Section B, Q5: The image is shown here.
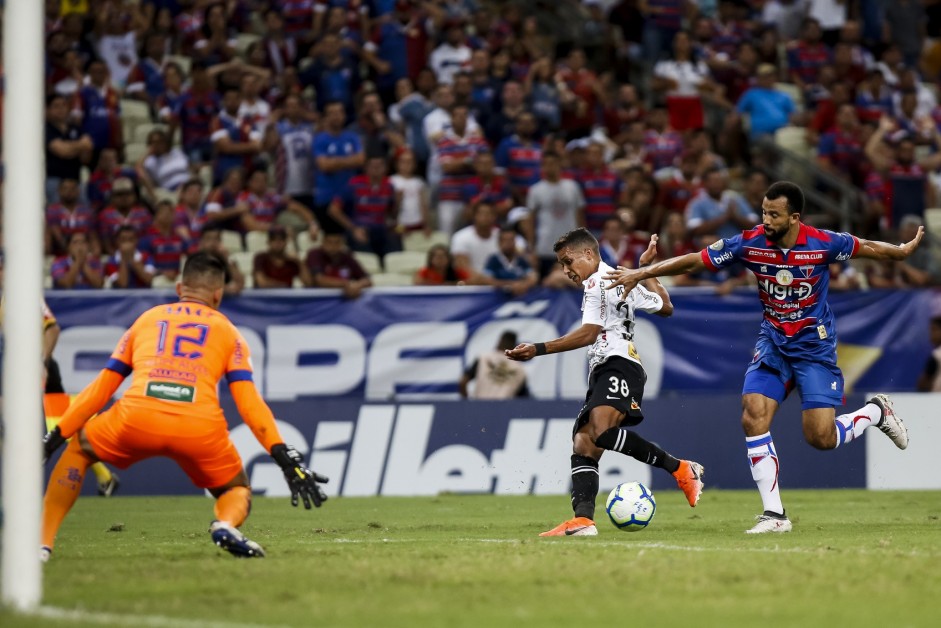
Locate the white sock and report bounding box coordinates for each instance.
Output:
[833,402,882,448]
[746,432,784,516]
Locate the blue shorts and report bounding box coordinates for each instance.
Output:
[742,333,845,410]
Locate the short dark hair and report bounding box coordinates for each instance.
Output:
[497,331,518,351]
[764,181,804,215]
[553,227,599,254]
[182,251,226,287]
[115,225,138,238]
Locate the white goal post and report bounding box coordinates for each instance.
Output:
[1,0,46,611]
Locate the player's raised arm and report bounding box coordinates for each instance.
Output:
[604,251,707,293]
[634,234,674,317]
[505,324,603,361]
[853,226,925,261]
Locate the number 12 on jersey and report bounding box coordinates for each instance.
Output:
[156,321,210,359]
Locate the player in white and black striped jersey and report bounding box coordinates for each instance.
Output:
[506,227,704,537]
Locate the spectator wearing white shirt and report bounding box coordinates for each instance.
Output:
[430,22,472,86]
[808,0,847,46]
[652,31,714,132]
[451,202,500,274]
[137,129,191,200]
[391,150,431,234]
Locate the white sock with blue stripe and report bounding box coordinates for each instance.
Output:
[746,432,783,516]
[833,403,881,448]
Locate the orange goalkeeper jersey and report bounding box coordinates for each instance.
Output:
[105,300,253,422]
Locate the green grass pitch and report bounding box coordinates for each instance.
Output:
[2,490,941,627]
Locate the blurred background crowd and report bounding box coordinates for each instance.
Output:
[4,0,941,294]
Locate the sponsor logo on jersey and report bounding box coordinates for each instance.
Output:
[800,265,814,278]
[752,348,761,363]
[714,251,734,264]
[743,247,783,263]
[145,381,196,402]
[587,278,596,289]
[760,265,768,273]
[775,269,794,285]
[836,252,851,261]
[817,325,828,340]
[630,398,640,410]
[758,277,814,300]
[791,250,826,263]
[709,240,724,251]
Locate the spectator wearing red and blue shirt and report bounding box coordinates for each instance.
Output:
[174,179,209,250]
[641,0,683,61]
[174,0,205,55]
[434,105,489,233]
[855,69,893,124]
[786,18,832,98]
[172,61,221,164]
[330,156,399,259]
[237,169,317,233]
[817,104,865,184]
[98,177,154,255]
[463,152,512,221]
[300,33,360,117]
[85,148,135,212]
[314,101,366,232]
[46,178,98,257]
[494,112,542,204]
[71,59,122,159]
[51,232,104,290]
[141,200,187,281]
[275,0,316,42]
[210,88,263,185]
[124,32,168,107]
[579,142,626,235]
[643,107,684,172]
[261,9,300,74]
[104,226,156,289]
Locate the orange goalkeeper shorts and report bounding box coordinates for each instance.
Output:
[83,401,245,489]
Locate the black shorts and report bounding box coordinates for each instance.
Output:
[574,356,646,437]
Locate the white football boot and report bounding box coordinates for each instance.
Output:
[869,394,909,450]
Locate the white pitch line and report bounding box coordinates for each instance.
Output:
[32,606,288,628]
[316,537,940,557]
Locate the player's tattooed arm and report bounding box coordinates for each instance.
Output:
[505,324,602,361]
[604,251,706,293]
[854,226,925,261]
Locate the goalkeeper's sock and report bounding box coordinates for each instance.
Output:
[570,454,599,520]
[214,486,252,528]
[90,462,112,485]
[594,427,681,473]
[42,439,93,549]
[746,432,784,515]
[833,403,881,448]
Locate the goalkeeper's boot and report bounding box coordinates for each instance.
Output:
[745,511,792,534]
[97,471,121,497]
[672,460,704,507]
[210,521,266,558]
[539,516,597,537]
[869,394,909,450]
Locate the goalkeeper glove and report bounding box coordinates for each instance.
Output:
[270,443,329,509]
[43,426,66,464]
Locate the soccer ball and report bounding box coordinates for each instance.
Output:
[605,482,656,531]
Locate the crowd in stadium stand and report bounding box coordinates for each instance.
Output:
[8,0,941,292]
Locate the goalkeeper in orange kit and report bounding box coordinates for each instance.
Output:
[41,252,328,560]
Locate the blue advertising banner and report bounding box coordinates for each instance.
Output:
[62,395,868,497]
[44,287,937,399]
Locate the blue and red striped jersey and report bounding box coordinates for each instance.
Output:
[349,175,395,227]
[701,223,859,350]
[578,168,623,234]
[494,135,542,198]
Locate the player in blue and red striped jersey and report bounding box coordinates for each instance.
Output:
[331,156,399,259]
[579,142,625,235]
[604,181,920,534]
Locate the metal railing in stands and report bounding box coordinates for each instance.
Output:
[755,135,865,233]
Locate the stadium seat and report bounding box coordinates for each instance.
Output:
[926,208,941,239]
[151,274,177,289]
[295,230,321,256]
[153,188,178,205]
[369,272,414,287]
[383,250,426,275]
[230,251,255,275]
[402,231,450,253]
[235,33,261,56]
[134,123,168,144]
[221,230,245,253]
[120,99,151,122]
[245,230,268,253]
[774,126,810,160]
[123,142,149,165]
[774,82,804,113]
[353,251,381,274]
